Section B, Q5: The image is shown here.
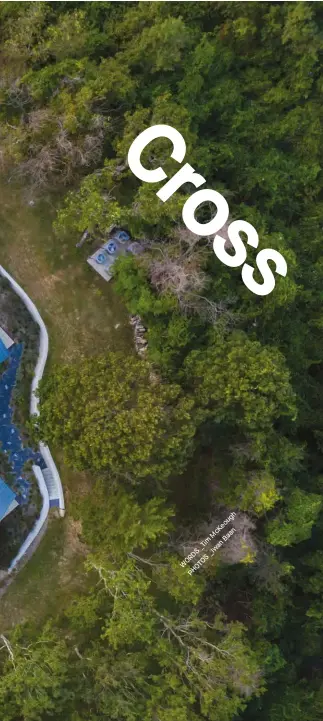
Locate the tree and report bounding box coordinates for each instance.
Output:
[2,3,323,719]
[0,622,71,721]
[75,481,174,556]
[37,352,196,485]
[183,329,297,431]
[84,555,265,721]
[225,465,281,516]
[54,159,123,235]
[300,550,323,595]
[77,481,205,606]
[266,489,322,547]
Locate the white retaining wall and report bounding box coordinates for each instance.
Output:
[0,265,65,573]
[8,465,49,572]
[39,442,64,506]
[0,265,48,416]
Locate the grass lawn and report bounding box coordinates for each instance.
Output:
[0,515,88,630]
[0,181,134,631]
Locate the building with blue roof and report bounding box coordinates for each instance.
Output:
[86,228,144,283]
[0,478,18,522]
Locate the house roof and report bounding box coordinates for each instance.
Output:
[0,338,9,364]
[0,479,18,522]
[0,326,14,349]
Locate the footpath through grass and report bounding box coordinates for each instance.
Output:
[0,182,133,631]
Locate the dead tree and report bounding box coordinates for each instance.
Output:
[11,112,106,192]
[175,512,257,566]
[150,255,206,297]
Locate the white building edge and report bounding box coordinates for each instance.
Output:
[0,326,14,349]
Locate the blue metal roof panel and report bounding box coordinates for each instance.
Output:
[0,478,16,521]
[0,338,9,364]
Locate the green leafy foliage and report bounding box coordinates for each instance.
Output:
[184,330,296,431]
[37,352,196,485]
[76,481,174,555]
[266,489,322,546]
[0,623,71,721]
[1,2,323,720]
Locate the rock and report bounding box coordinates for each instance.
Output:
[130,314,148,356]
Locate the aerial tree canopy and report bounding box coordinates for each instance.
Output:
[37,352,196,485]
[1,2,323,720]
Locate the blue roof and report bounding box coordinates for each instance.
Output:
[115,230,130,242]
[0,338,9,364]
[0,478,16,521]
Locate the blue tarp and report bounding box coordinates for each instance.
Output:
[0,478,16,521]
[0,338,9,364]
[0,344,45,505]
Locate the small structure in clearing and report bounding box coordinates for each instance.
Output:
[87,228,143,282]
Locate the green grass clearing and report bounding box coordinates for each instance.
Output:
[0,515,88,632]
[0,182,134,628]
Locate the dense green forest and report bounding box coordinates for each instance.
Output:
[1,1,323,719]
